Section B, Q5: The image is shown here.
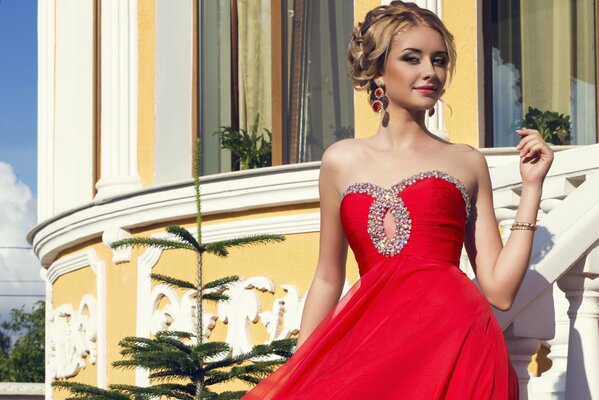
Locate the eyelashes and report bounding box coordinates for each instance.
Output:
[401,55,448,66]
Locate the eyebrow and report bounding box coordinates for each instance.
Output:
[401,48,448,55]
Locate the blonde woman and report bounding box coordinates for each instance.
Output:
[242,1,552,398]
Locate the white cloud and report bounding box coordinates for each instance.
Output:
[0,161,43,321]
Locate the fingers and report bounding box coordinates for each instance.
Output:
[516,128,543,158]
[521,142,544,159]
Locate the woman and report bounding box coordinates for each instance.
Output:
[242,1,553,398]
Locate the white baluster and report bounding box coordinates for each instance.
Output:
[504,330,541,400]
[503,285,554,399]
[528,284,569,400]
[557,245,599,400]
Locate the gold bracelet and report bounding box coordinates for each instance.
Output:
[510,221,537,231]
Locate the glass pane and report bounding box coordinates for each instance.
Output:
[286,0,355,163]
[490,0,596,146]
[199,0,232,175]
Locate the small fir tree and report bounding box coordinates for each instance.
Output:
[54,138,295,399]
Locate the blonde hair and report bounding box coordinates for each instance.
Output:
[347,0,456,92]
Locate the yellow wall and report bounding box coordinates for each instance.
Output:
[137,0,156,186]
[442,0,481,146]
[51,202,361,393]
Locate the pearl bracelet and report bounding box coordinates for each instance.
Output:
[510,221,537,231]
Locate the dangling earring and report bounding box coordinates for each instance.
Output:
[371,79,390,127]
[428,108,435,117]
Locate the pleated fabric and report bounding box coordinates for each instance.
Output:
[242,173,520,399]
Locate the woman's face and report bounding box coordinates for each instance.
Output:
[379,25,449,112]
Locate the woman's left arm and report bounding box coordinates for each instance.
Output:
[465,128,554,310]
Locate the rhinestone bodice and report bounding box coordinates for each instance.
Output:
[339,170,471,272]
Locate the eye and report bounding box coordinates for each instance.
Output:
[433,57,448,66]
[401,55,420,63]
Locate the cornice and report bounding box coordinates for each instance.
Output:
[29,162,321,267]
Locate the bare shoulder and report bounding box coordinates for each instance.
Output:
[321,138,361,166]
[457,143,488,174]
[320,138,363,195]
[448,142,490,192]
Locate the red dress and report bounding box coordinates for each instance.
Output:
[242,170,520,399]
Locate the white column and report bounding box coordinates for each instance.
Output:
[40,268,53,400]
[37,0,56,221]
[95,0,142,200]
[557,244,599,400]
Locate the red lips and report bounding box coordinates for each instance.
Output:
[413,85,437,95]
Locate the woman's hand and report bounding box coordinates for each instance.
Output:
[515,128,554,187]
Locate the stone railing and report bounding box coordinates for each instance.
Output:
[477,144,599,400]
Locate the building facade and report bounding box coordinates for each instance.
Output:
[30,0,599,398]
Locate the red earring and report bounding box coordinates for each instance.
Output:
[372,79,390,127]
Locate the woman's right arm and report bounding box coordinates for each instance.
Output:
[295,144,349,349]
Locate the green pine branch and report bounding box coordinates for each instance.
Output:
[56,137,290,399]
[166,225,202,252]
[110,237,196,251]
[52,381,129,400]
[214,391,248,400]
[151,273,197,290]
[113,383,196,399]
[203,234,286,257]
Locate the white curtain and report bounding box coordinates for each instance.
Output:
[237,0,272,136]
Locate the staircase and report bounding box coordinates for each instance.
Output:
[465,144,599,400]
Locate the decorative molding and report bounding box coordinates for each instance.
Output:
[143,274,352,367]
[48,295,98,379]
[133,224,312,386]
[47,250,96,284]
[102,227,132,263]
[95,0,141,200]
[30,164,321,267]
[150,285,218,341]
[45,250,107,388]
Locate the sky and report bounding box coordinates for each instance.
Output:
[0,0,43,321]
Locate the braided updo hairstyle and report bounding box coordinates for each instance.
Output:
[347,1,456,96]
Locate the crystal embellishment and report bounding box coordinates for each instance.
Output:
[339,170,472,257]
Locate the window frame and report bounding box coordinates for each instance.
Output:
[482,0,599,147]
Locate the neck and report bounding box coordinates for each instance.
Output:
[374,105,433,150]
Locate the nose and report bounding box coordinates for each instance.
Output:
[421,57,438,80]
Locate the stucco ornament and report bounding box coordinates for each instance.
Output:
[48,295,97,378]
[150,284,218,341]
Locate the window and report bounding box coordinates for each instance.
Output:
[198,0,355,174]
[484,0,597,147]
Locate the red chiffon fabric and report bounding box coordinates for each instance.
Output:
[242,174,519,399]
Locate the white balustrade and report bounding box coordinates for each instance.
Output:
[557,244,599,399]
